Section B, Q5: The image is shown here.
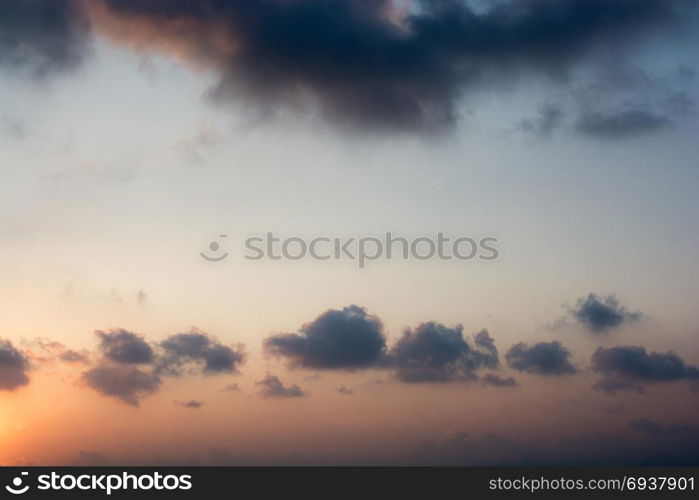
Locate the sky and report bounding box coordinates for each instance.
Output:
[0,0,698,465]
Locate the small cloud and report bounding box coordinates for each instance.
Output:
[176,400,204,409]
[569,293,641,333]
[158,330,245,376]
[591,346,699,391]
[82,364,161,406]
[95,329,154,364]
[387,325,499,383]
[264,305,386,370]
[506,341,577,376]
[222,383,240,392]
[256,375,306,399]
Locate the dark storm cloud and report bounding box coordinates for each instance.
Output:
[629,417,698,436]
[506,341,577,375]
[159,331,245,376]
[87,0,697,132]
[0,0,89,77]
[95,329,154,364]
[591,346,699,385]
[256,375,306,398]
[576,110,673,138]
[387,325,499,383]
[570,293,641,333]
[264,305,386,370]
[480,373,518,388]
[0,339,30,391]
[82,364,161,406]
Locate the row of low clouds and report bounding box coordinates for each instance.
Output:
[1,0,697,135]
[1,292,697,405]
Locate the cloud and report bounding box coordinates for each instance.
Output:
[256,375,306,399]
[58,349,90,364]
[95,329,154,364]
[159,331,245,376]
[0,0,89,77]
[480,373,518,388]
[592,378,645,395]
[569,293,641,333]
[387,325,499,383]
[0,339,30,391]
[82,0,697,132]
[264,305,386,370]
[222,383,240,392]
[591,346,699,392]
[176,400,204,409]
[506,341,577,375]
[336,385,354,396]
[629,417,698,436]
[518,105,565,138]
[576,110,673,138]
[82,364,161,406]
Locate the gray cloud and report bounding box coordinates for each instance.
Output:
[83,327,244,405]
[82,364,161,406]
[256,375,306,399]
[591,345,699,392]
[576,109,673,138]
[387,325,499,383]
[506,341,577,375]
[264,305,386,370]
[95,329,154,364]
[0,0,89,77]
[87,0,697,133]
[159,331,245,376]
[570,293,641,333]
[0,339,30,391]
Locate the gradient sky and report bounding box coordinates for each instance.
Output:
[0,0,698,465]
